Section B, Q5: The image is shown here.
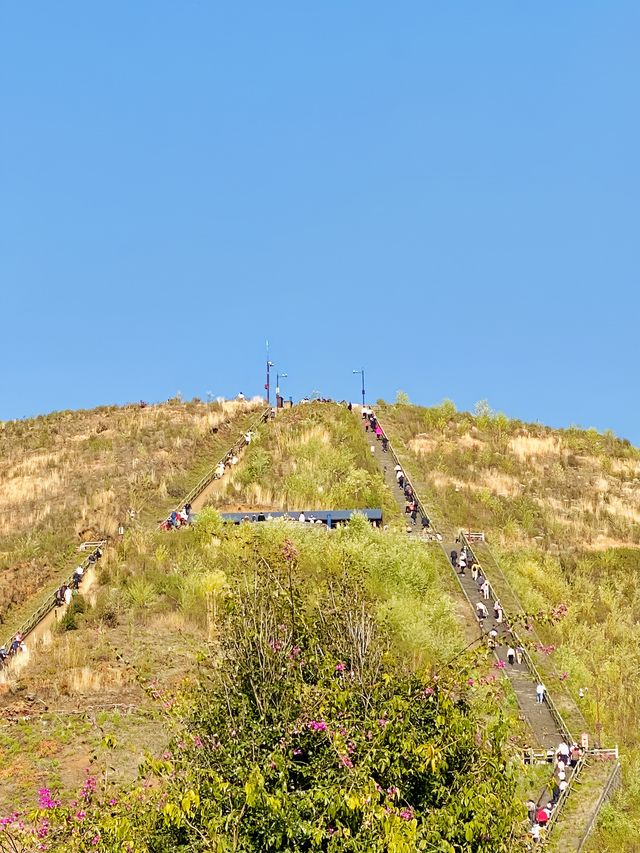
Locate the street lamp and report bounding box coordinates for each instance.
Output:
[352,368,365,408]
[276,372,288,397]
[266,360,274,405]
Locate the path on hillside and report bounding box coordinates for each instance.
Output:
[362,418,562,749]
[361,410,627,849]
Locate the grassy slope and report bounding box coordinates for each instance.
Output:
[0,398,263,638]
[204,402,402,523]
[377,400,640,850]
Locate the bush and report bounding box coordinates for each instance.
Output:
[58,594,88,632]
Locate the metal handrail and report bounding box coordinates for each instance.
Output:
[371,421,440,536]
[1,548,98,655]
[167,406,271,516]
[543,752,588,839]
[577,760,622,851]
[459,531,576,744]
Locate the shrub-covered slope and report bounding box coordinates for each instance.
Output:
[204,403,400,521]
[1,517,528,852]
[377,399,640,851]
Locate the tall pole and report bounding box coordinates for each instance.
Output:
[352,368,366,408]
[265,340,273,406]
[276,372,288,397]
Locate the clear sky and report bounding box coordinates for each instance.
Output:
[1,3,638,439]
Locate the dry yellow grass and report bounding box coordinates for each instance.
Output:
[0,398,263,631]
[408,435,438,455]
[507,433,565,462]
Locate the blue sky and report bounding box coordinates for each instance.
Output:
[1,3,638,439]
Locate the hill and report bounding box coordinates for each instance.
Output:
[2,397,635,850]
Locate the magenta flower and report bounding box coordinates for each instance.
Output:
[37,788,61,809]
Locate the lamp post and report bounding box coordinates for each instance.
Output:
[276,372,288,397]
[266,360,274,405]
[352,368,365,408]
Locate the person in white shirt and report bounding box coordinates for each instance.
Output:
[476,601,488,620]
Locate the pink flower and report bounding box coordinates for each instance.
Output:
[467,678,475,686]
[340,755,353,769]
[378,718,389,727]
[193,735,203,748]
[335,662,346,673]
[75,809,87,821]
[307,720,328,732]
[37,788,61,809]
[399,807,414,820]
[494,660,506,669]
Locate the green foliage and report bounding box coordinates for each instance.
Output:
[212,404,399,521]
[21,530,525,852]
[58,594,88,632]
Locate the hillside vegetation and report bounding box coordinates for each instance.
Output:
[0,400,541,852]
[378,399,640,851]
[377,399,640,550]
[204,403,399,521]
[0,398,262,636]
[1,515,530,852]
